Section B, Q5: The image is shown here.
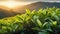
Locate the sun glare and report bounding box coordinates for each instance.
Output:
[0,0,32,8]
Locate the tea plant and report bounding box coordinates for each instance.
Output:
[0,7,60,34]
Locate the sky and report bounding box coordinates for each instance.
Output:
[0,0,60,1]
[0,0,60,9]
[0,0,35,8]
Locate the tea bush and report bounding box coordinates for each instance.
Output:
[0,7,60,34]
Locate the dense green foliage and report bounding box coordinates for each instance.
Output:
[0,7,60,34]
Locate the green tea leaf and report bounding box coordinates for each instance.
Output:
[37,19,43,28]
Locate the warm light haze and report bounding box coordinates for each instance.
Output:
[0,0,33,8]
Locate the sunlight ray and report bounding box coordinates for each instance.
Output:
[0,0,33,8]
